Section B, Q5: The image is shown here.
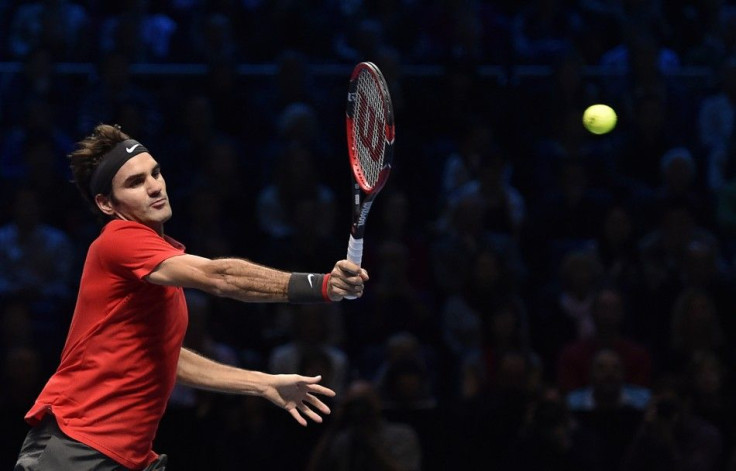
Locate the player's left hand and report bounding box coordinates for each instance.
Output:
[327,260,369,301]
[264,374,336,426]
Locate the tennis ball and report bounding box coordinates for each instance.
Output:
[582,104,617,135]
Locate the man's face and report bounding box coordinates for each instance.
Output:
[99,153,172,233]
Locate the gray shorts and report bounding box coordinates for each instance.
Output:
[15,414,167,471]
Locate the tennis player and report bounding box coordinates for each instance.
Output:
[14,124,368,471]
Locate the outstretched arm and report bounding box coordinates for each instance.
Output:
[177,347,335,426]
[145,254,368,302]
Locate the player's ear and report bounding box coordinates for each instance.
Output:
[95,194,115,216]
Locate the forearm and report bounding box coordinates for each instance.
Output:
[149,254,364,302]
[176,347,270,395]
[206,258,332,303]
[178,348,337,426]
[202,257,291,302]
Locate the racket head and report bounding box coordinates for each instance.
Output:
[346,61,395,196]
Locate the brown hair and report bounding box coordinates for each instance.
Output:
[68,124,129,218]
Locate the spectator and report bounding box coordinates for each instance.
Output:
[187,11,237,63]
[481,298,538,389]
[269,303,348,396]
[357,240,438,350]
[432,191,512,297]
[557,287,652,393]
[682,351,735,467]
[249,52,326,146]
[678,241,736,341]
[447,146,527,240]
[0,188,76,355]
[566,349,650,471]
[367,189,433,292]
[204,393,287,470]
[622,386,723,471]
[6,0,89,60]
[0,97,74,185]
[599,19,680,106]
[0,347,45,470]
[636,200,721,347]
[265,1,334,60]
[306,380,422,471]
[333,18,386,64]
[202,60,251,138]
[256,140,339,268]
[156,290,240,470]
[441,247,510,362]
[714,158,736,245]
[257,138,335,240]
[530,156,612,246]
[0,298,33,358]
[98,0,178,62]
[258,101,331,184]
[186,136,254,245]
[593,204,644,292]
[649,147,711,225]
[613,91,683,193]
[662,288,727,379]
[510,386,600,470]
[376,351,443,471]
[156,94,220,193]
[0,48,74,131]
[566,348,651,412]
[511,0,579,65]
[519,47,599,148]
[76,51,162,137]
[455,349,542,469]
[440,117,496,204]
[662,0,724,67]
[532,248,605,379]
[698,57,736,167]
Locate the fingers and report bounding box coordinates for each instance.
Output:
[335,260,369,280]
[288,407,308,427]
[298,403,324,423]
[307,383,336,397]
[299,375,336,395]
[305,392,332,415]
[287,395,332,426]
[330,283,363,299]
[327,260,370,301]
[329,263,368,300]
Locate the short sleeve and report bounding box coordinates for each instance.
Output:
[96,221,185,280]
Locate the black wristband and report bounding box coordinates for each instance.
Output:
[287,273,330,303]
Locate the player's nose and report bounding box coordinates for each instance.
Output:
[147,176,163,194]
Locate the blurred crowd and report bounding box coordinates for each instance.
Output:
[3,0,736,470]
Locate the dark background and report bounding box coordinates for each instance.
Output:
[1,0,736,470]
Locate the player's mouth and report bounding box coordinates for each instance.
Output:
[151,198,168,209]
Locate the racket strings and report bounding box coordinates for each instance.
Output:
[353,72,387,188]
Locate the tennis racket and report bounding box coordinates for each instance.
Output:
[344,61,395,297]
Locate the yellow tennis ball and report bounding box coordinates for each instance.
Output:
[583,104,617,135]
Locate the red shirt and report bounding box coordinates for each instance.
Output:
[25,220,188,470]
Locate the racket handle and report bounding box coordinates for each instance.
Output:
[345,235,363,300]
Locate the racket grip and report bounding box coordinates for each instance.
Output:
[345,235,363,300]
[346,234,364,267]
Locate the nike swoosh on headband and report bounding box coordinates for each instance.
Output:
[89,139,149,197]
